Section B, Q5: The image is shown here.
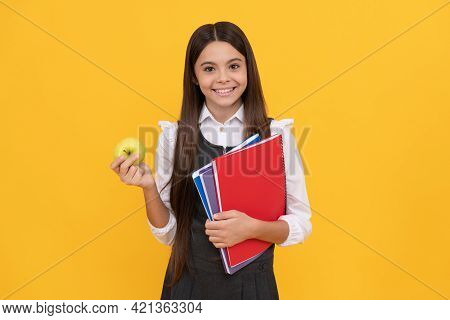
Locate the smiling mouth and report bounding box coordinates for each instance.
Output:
[212,86,237,96]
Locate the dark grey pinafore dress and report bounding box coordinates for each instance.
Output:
[160,118,279,300]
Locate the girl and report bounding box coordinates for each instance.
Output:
[110,21,312,299]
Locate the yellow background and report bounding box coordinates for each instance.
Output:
[1,0,449,299]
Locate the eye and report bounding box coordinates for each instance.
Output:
[203,64,240,72]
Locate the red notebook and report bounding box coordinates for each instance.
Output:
[212,134,286,267]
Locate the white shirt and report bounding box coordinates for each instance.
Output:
[148,101,313,247]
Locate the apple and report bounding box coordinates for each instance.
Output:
[113,137,145,165]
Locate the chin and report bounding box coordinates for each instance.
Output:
[211,97,240,107]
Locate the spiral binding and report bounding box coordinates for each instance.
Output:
[268,117,287,215]
[279,134,287,215]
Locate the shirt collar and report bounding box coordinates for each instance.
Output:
[198,101,244,125]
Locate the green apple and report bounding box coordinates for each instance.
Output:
[113,137,145,165]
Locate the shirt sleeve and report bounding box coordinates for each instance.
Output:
[270,119,313,247]
[147,120,178,246]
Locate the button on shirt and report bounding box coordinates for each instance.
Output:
[149,101,313,247]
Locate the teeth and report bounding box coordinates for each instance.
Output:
[215,89,232,93]
[213,87,235,94]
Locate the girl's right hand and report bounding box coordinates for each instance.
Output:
[110,153,156,190]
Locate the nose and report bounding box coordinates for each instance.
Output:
[216,68,231,84]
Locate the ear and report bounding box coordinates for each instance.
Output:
[192,76,199,86]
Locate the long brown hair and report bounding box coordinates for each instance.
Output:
[164,21,272,286]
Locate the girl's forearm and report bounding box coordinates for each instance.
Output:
[143,186,170,228]
[250,219,289,245]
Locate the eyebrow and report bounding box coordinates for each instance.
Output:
[200,58,243,66]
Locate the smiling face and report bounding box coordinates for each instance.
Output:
[193,41,247,112]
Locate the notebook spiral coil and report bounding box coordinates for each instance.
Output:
[279,134,287,215]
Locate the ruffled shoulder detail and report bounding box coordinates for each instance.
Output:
[270,118,294,128]
[270,118,294,135]
[157,120,178,142]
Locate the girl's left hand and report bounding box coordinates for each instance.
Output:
[205,210,256,248]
